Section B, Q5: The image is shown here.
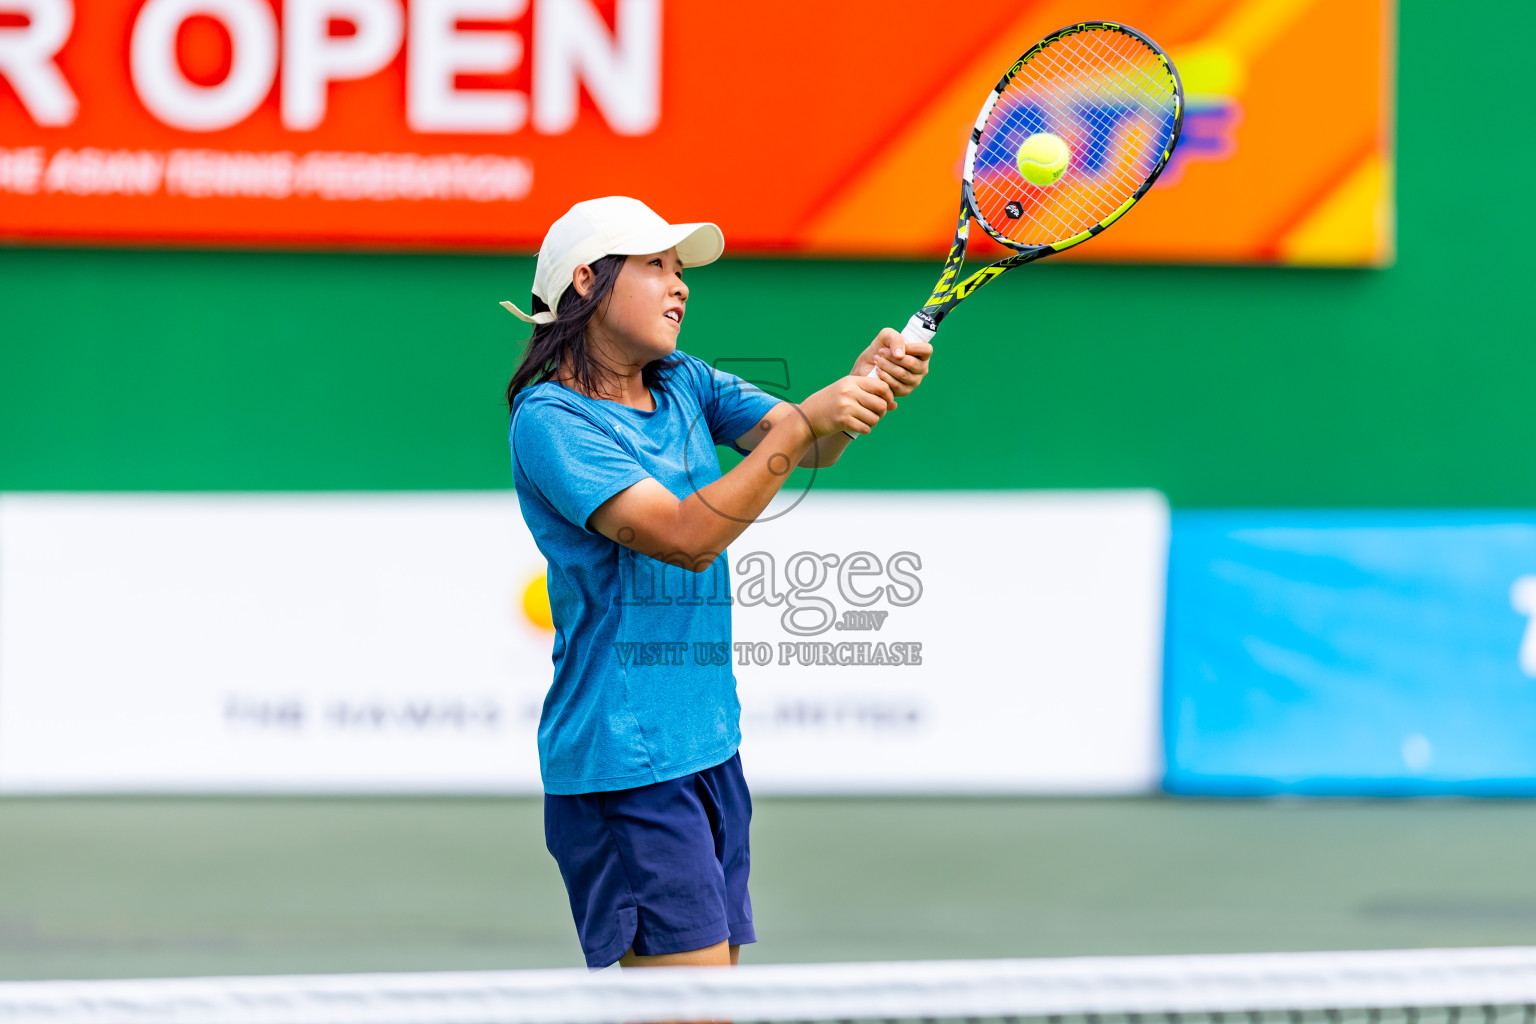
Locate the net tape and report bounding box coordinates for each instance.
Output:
[5,947,1536,1024]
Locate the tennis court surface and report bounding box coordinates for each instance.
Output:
[4,797,1536,982]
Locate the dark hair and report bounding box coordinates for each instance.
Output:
[505,253,678,410]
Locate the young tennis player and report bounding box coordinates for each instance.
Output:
[503,196,931,970]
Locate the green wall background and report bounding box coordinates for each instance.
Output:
[1,3,1527,507]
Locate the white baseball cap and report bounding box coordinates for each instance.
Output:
[501,196,724,325]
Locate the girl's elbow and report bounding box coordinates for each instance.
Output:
[658,521,725,572]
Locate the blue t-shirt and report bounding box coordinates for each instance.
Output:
[510,351,783,795]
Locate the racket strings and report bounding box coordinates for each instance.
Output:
[980,34,1172,242]
[997,31,1170,188]
[984,82,1128,236]
[983,36,1165,238]
[991,39,1142,190]
[970,27,1178,248]
[992,36,1159,234]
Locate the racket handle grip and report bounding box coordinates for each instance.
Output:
[901,310,938,346]
[844,313,938,439]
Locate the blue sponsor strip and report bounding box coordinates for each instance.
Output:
[1164,511,1536,796]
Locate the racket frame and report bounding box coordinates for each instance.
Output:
[910,21,1185,337]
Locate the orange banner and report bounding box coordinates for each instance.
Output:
[0,0,1393,263]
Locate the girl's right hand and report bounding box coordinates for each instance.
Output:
[798,375,896,437]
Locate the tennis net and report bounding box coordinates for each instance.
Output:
[3,947,1536,1024]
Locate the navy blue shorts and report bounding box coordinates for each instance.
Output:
[544,751,755,969]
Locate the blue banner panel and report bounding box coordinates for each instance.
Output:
[1165,512,1536,795]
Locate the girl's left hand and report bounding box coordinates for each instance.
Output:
[851,327,933,398]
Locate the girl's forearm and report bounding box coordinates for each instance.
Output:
[801,430,852,467]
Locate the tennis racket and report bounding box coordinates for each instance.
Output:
[850,22,1183,434]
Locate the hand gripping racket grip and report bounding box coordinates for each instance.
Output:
[841,313,937,440]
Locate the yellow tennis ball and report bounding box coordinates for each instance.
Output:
[1016,132,1070,187]
[522,573,554,631]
